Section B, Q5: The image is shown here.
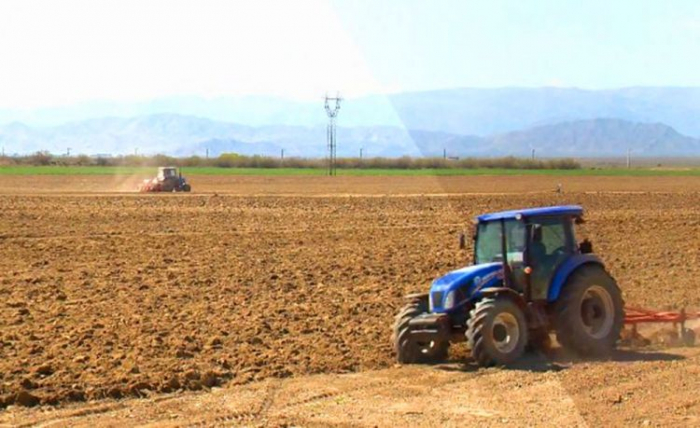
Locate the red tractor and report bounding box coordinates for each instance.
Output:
[138,167,192,192]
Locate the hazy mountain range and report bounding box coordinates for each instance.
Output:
[2,87,700,157]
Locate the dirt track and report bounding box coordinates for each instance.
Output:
[1,175,700,426]
[4,345,700,427]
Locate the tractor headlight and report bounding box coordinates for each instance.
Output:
[442,290,456,310]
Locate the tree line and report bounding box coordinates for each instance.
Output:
[0,151,581,170]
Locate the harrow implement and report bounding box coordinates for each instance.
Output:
[624,306,699,346]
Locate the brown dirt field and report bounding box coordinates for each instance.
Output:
[1,175,700,426]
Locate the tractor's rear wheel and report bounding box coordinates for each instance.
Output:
[554,265,624,356]
[466,296,528,367]
[392,297,448,364]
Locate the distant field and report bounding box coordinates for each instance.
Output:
[2,165,700,176]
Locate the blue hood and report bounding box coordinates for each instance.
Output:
[429,262,503,313]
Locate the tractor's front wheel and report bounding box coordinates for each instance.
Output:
[392,297,448,364]
[466,296,528,367]
[554,265,624,356]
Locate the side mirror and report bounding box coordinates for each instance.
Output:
[579,239,593,254]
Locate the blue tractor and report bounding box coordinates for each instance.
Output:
[393,205,624,366]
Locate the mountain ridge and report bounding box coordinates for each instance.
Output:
[3,86,700,137]
[2,114,698,158]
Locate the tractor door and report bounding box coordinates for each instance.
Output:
[474,219,528,292]
[527,217,576,300]
[504,220,528,292]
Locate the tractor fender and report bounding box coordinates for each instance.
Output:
[480,287,527,310]
[547,254,604,302]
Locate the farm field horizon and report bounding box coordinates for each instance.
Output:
[1,174,700,426]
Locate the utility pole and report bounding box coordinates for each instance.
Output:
[206,148,209,159]
[281,149,284,161]
[531,148,535,160]
[360,147,363,159]
[324,93,342,176]
[443,148,447,160]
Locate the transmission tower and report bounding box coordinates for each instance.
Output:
[324,93,342,176]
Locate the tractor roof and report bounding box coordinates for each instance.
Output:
[477,205,583,222]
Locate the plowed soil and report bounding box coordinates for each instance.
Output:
[1,175,699,426]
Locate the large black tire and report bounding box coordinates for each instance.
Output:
[392,297,449,364]
[182,184,191,192]
[466,296,528,367]
[554,265,624,356]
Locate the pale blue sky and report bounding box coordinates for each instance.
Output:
[332,0,700,90]
[0,0,699,108]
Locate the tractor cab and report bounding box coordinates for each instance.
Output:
[157,167,179,181]
[473,205,583,302]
